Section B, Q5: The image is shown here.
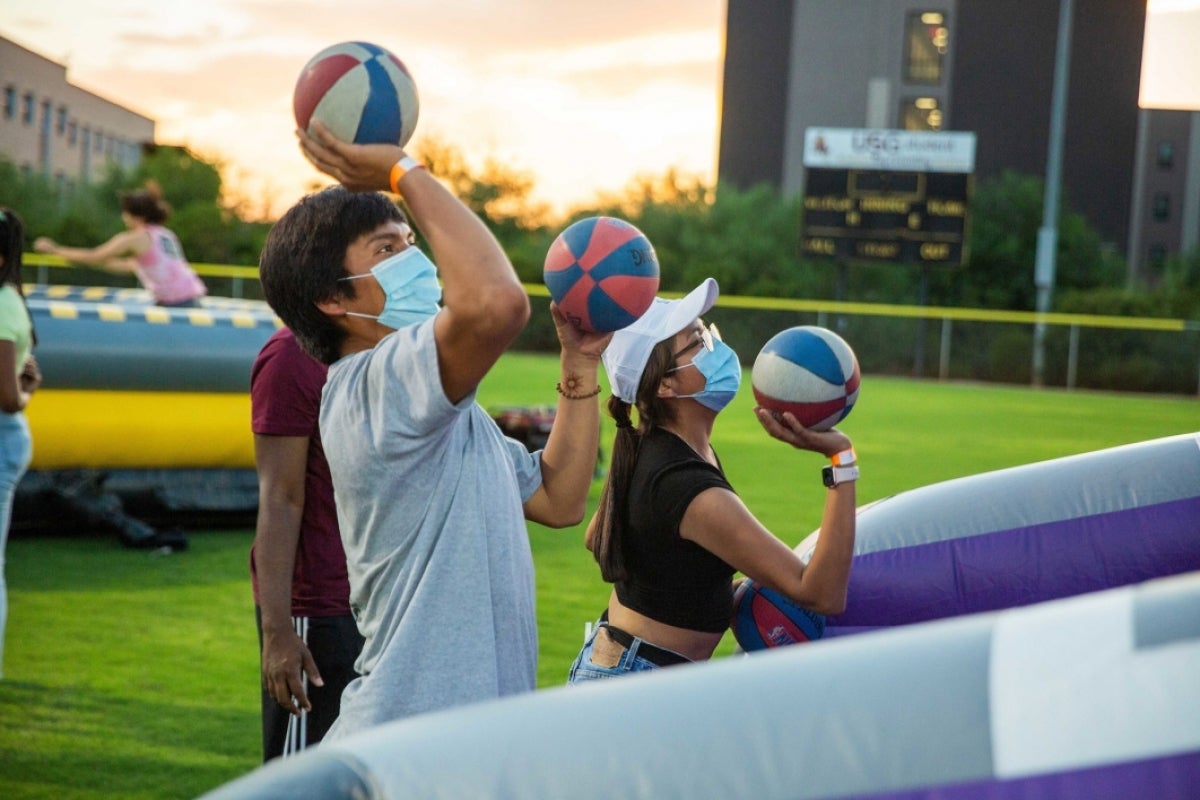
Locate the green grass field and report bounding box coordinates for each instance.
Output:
[1,353,1196,799]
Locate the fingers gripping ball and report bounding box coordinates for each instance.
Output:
[731,579,826,652]
[751,326,861,431]
[294,41,419,146]
[543,217,660,333]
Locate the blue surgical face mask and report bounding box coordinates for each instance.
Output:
[668,338,742,412]
[340,246,442,330]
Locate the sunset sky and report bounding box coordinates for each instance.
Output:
[1,1,1195,222]
[0,0,726,219]
[1140,0,1200,111]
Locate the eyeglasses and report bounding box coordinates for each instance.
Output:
[668,322,721,374]
[698,321,721,352]
[671,321,720,361]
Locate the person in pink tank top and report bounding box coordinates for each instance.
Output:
[34,181,207,308]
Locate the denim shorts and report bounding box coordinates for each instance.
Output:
[568,619,691,684]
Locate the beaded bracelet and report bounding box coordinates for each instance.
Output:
[389,156,425,194]
[556,381,602,400]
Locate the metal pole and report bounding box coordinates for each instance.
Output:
[1032,0,1074,387]
[939,317,952,380]
[914,267,929,377]
[835,261,848,332]
[1066,324,1079,389]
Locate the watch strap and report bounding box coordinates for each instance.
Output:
[823,463,860,487]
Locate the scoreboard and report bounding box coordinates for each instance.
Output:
[800,128,976,267]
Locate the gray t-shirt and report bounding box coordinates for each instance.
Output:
[319,320,543,740]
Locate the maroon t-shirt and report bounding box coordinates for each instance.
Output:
[249,327,351,617]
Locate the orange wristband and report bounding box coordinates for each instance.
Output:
[830,448,857,467]
[389,156,424,194]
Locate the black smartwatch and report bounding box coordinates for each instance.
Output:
[822,464,860,488]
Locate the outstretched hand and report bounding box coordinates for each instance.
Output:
[754,407,852,458]
[296,120,403,193]
[550,302,612,361]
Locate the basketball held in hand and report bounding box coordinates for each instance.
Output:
[294,41,419,146]
[751,326,860,431]
[543,217,660,334]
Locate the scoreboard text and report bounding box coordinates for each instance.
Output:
[801,167,971,266]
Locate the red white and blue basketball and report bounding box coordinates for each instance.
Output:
[751,326,860,431]
[293,41,419,146]
[731,579,826,651]
[543,217,660,333]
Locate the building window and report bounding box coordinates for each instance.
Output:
[3,86,15,119]
[1148,244,1167,268]
[21,92,34,124]
[900,96,943,131]
[1152,192,1170,221]
[1157,141,1174,169]
[94,131,103,152]
[56,105,68,135]
[904,11,949,84]
[68,120,78,146]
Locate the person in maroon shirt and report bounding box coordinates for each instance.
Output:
[249,326,363,760]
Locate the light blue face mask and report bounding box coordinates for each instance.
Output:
[340,246,442,330]
[668,338,742,412]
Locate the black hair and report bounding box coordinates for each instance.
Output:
[0,207,36,345]
[589,337,680,582]
[258,187,407,364]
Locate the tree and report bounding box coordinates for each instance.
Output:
[406,137,557,283]
[134,144,223,209]
[929,170,1125,310]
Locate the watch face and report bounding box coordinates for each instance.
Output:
[822,466,835,487]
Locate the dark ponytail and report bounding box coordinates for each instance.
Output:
[588,339,679,582]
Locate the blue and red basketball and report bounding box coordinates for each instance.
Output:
[294,41,419,146]
[751,326,860,431]
[731,579,826,652]
[543,217,660,333]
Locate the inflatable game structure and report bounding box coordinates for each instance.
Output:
[202,433,1200,799]
[12,285,279,542]
[11,284,559,542]
[797,431,1200,637]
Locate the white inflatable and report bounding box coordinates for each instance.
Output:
[799,432,1200,636]
[201,436,1200,799]
[202,570,1200,799]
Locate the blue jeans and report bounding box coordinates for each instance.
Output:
[568,619,689,683]
[0,411,32,679]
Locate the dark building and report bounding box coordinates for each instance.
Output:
[717,0,1200,281]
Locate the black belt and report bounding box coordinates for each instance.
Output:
[599,612,691,668]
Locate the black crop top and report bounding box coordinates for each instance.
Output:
[614,427,737,633]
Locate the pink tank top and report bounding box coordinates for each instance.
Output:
[135,224,206,305]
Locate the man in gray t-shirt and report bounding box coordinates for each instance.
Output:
[259,125,610,741]
[321,323,544,735]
